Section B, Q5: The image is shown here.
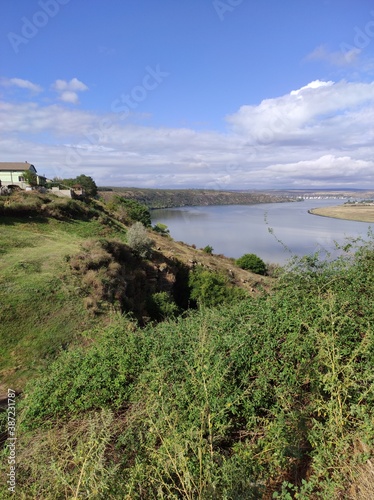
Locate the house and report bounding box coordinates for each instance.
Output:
[0,162,46,190]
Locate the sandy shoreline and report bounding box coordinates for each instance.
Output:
[309,204,374,223]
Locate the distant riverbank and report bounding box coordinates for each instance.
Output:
[309,204,374,223]
[99,187,292,209]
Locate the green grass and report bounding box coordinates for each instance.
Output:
[0,216,118,389]
[1,196,373,498]
[11,239,374,499]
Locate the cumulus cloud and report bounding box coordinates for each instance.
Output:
[52,78,88,104]
[1,79,374,189]
[264,156,374,183]
[306,44,361,66]
[226,80,374,145]
[0,77,43,93]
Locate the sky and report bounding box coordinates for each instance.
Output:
[1,0,374,190]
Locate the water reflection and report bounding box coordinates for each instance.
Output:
[151,200,372,264]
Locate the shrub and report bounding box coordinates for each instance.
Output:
[152,222,170,235]
[236,253,266,275]
[147,291,181,321]
[109,196,151,227]
[188,266,247,308]
[61,174,98,197]
[126,222,154,258]
[203,245,214,254]
[20,322,148,426]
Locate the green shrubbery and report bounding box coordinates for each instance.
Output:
[236,252,267,275]
[152,222,170,235]
[188,266,247,307]
[107,195,152,227]
[58,174,98,197]
[146,291,181,321]
[126,222,154,258]
[7,240,374,498]
[202,244,214,254]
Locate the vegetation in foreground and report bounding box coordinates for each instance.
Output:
[0,191,373,499]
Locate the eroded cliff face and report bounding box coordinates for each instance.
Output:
[69,238,191,323]
[69,227,270,324]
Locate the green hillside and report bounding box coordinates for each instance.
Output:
[0,191,373,499]
[99,187,292,209]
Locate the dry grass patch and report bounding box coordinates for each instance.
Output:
[309,204,374,223]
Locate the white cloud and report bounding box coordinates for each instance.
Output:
[52,78,88,104]
[1,79,374,189]
[289,80,334,95]
[0,77,43,93]
[59,91,80,104]
[306,44,361,66]
[265,155,374,182]
[226,80,374,145]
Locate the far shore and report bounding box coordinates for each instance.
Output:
[309,204,374,223]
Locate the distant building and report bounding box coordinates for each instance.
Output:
[0,162,46,190]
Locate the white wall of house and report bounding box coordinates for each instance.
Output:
[0,165,45,189]
[0,170,29,189]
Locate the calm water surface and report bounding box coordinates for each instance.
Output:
[151,200,373,264]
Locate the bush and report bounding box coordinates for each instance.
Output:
[20,322,148,426]
[152,222,170,235]
[202,245,213,254]
[188,266,247,308]
[61,174,98,197]
[236,253,266,275]
[147,291,181,321]
[126,222,154,258]
[109,196,151,227]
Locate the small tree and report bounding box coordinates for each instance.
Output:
[235,253,266,275]
[61,175,98,197]
[109,196,151,227]
[22,170,38,187]
[203,245,213,254]
[75,175,98,197]
[126,222,154,258]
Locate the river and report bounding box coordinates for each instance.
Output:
[151,199,373,264]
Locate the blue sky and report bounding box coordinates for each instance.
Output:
[1,0,374,189]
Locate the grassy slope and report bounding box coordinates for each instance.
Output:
[0,201,265,392]
[0,194,373,498]
[8,240,374,499]
[0,216,122,391]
